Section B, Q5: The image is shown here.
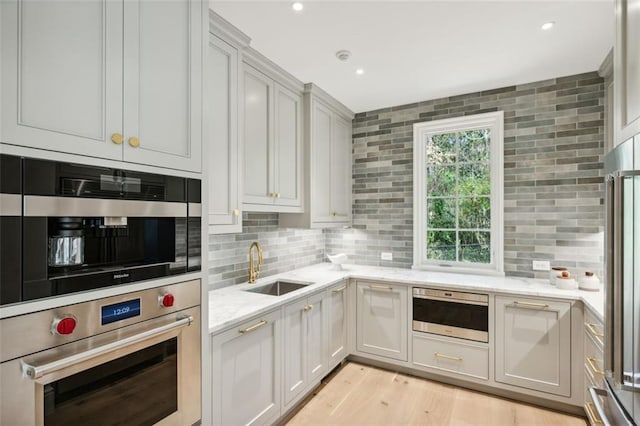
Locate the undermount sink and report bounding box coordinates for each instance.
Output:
[245,280,312,296]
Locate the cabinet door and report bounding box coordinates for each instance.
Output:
[331,114,352,222]
[122,0,203,172]
[211,310,281,426]
[311,101,335,223]
[242,65,273,206]
[356,282,408,361]
[615,0,640,144]
[273,84,302,207]
[306,291,327,384]
[1,0,122,160]
[208,34,241,234]
[328,282,349,369]
[283,298,306,406]
[495,296,571,397]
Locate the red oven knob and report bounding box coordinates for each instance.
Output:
[160,293,175,308]
[52,315,77,335]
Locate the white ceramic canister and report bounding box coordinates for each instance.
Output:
[556,271,577,290]
[549,266,568,286]
[579,271,601,292]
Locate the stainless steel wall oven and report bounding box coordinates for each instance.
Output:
[412,287,489,343]
[0,156,201,306]
[0,279,201,425]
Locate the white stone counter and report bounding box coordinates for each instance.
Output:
[208,263,604,334]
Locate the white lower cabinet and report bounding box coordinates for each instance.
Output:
[211,309,281,426]
[356,281,408,361]
[282,291,327,409]
[412,334,489,381]
[495,295,572,397]
[327,281,349,370]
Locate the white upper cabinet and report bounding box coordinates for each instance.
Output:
[614,0,640,144]
[207,33,242,233]
[1,0,123,161]
[1,0,203,173]
[280,84,354,229]
[122,0,202,172]
[242,60,303,212]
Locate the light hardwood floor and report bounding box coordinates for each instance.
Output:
[287,362,587,426]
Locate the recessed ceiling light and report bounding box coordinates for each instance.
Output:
[291,2,303,12]
[356,68,364,75]
[541,21,555,30]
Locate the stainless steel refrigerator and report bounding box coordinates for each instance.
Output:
[592,135,640,425]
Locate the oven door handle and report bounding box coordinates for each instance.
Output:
[21,315,193,380]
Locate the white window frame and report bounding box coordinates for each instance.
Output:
[412,111,504,276]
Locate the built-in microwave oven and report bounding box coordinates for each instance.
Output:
[412,287,489,343]
[0,156,201,306]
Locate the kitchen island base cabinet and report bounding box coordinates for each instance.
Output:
[356,281,408,362]
[495,296,571,397]
[211,309,281,426]
[283,292,327,409]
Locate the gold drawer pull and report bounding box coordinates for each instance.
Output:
[276,193,281,198]
[332,286,346,293]
[370,284,393,291]
[111,133,123,145]
[239,320,267,334]
[587,357,604,375]
[331,212,337,217]
[434,352,463,362]
[585,402,603,424]
[232,209,240,216]
[513,300,549,309]
[303,304,313,312]
[586,322,605,338]
[128,136,140,148]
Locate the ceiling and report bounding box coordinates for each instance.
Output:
[210,1,614,113]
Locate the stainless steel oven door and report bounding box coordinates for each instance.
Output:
[0,307,201,426]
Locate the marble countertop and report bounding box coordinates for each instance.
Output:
[208,263,605,334]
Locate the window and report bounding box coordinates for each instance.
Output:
[413,112,504,275]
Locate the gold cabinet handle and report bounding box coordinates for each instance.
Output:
[128,136,140,148]
[585,402,603,424]
[268,192,275,197]
[239,320,267,334]
[331,212,337,217]
[370,284,393,291]
[111,133,123,145]
[332,286,346,293]
[512,300,549,309]
[586,322,605,338]
[587,357,605,375]
[232,209,240,216]
[276,193,281,198]
[434,352,463,362]
[303,304,313,312]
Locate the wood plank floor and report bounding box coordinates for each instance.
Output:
[286,362,587,426]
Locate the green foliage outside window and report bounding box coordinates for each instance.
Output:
[425,129,491,264]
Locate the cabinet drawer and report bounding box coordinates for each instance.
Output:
[584,308,604,349]
[412,334,489,381]
[584,330,605,386]
[584,387,605,426]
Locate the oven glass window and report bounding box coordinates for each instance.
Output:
[413,298,488,332]
[44,338,177,426]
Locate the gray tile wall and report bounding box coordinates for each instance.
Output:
[326,71,605,279]
[208,213,324,289]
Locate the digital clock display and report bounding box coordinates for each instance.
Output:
[101,299,141,325]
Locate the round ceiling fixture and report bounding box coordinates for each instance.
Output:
[356,68,364,75]
[541,21,555,30]
[291,2,303,12]
[335,50,351,61]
